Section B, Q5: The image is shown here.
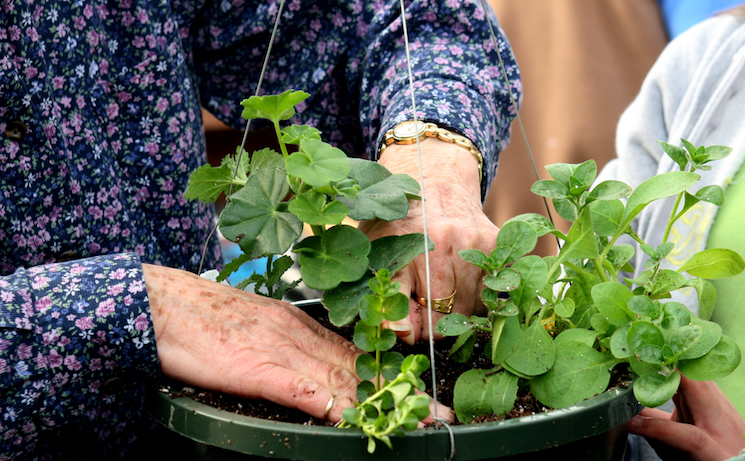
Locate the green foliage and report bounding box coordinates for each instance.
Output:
[185,90,432,451]
[438,141,743,421]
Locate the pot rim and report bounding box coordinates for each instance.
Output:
[148,377,641,460]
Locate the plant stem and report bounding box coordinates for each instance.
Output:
[311,224,325,236]
[274,121,290,159]
[661,192,683,243]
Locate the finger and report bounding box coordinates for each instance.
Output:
[252,364,356,422]
[628,414,726,461]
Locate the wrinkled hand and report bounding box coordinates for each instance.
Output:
[361,138,497,344]
[145,264,360,421]
[628,375,745,461]
[144,264,453,423]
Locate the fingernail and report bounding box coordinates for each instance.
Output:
[387,319,412,332]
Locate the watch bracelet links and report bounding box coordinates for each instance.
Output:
[379,122,484,183]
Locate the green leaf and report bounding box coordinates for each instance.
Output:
[496,221,538,264]
[558,207,599,260]
[503,213,562,238]
[658,141,688,170]
[491,315,520,364]
[679,248,745,279]
[591,282,633,326]
[449,329,476,363]
[280,124,322,144]
[685,278,717,320]
[490,371,520,417]
[634,371,681,407]
[622,171,700,225]
[435,313,473,336]
[668,325,702,359]
[185,162,242,203]
[382,293,409,322]
[340,159,420,221]
[356,354,378,380]
[590,200,625,237]
[553,298,575,318]
[587,180,632,202]
[660,302,691,330]
[554,328,599,347]
[249,148,285,176]
[353,322,378,352]
[627,321,665,354]
[504,320,556,376]
[453,369,500,422]
[680,314,722,360]
[294,225,370,290]
[381,352,405,381]
[678,335,742,380]
[240,89,310,123]
[219,168,303,259]
[509,255,548,308]
[695,185,725,206]
[285,138,350,187]
[322,234,432,326]
[530,180,569,199]
[358,295,384,326]
[483,268,521,292]
[650,269,688,297]
[531,341,615,409]
[610,324,633,359]
[288,191,349,225]
[626,295,657,317]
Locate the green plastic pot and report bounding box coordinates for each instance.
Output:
[147,376,641,461]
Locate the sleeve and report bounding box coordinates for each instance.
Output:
[186,0,520,200]
[0,253,161,459]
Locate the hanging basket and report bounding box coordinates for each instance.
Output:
[147,375,641,461]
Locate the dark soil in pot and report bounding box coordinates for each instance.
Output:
[164,301,631,426]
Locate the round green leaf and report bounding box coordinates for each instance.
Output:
[678,335,741,381]
[286,138,350,187]
[627,321,665,354]
[355,353,378,380]
[359,294,384,326]
[634,371,680,408]
[382,292,409,322]
[294,225,370,290]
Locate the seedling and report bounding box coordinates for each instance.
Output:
[437,140,743,422]
[185,90,433,451]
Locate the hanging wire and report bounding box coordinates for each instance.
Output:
[477,0,558,231]
[396,0,442,425]
[198,0,287,275]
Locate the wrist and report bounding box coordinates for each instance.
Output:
[379,121,483,183]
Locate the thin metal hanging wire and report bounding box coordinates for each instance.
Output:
[477,0,558,231]
[397,3,455,459]
[198,0,287,275]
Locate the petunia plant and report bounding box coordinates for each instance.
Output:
[185,90,432,451]
[437,140,744,422]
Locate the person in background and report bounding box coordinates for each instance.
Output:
[483,0,668,256]
[596,5,745,460]
[657,0,745,38]
[0,0,519,458]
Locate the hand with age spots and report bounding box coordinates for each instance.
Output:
[629,375,745,461]
[143,264,453,423]
[360,138,496,344]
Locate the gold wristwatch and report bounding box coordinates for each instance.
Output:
[379,120,483,182]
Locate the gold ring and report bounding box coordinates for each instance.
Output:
[416,290,456,314]
[324,394,336,419]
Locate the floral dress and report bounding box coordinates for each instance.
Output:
[0,0,519,458]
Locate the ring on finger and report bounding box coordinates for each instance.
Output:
[416,290,456,314]
[324,394,336,419]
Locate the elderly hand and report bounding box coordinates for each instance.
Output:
[360,138,497,344]
[144,264,453,423]
[628,375,745,461]
[145,264,361,421]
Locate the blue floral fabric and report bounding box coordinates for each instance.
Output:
[0,0,519,458]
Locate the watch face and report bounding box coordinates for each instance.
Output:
[392,120,426,139]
